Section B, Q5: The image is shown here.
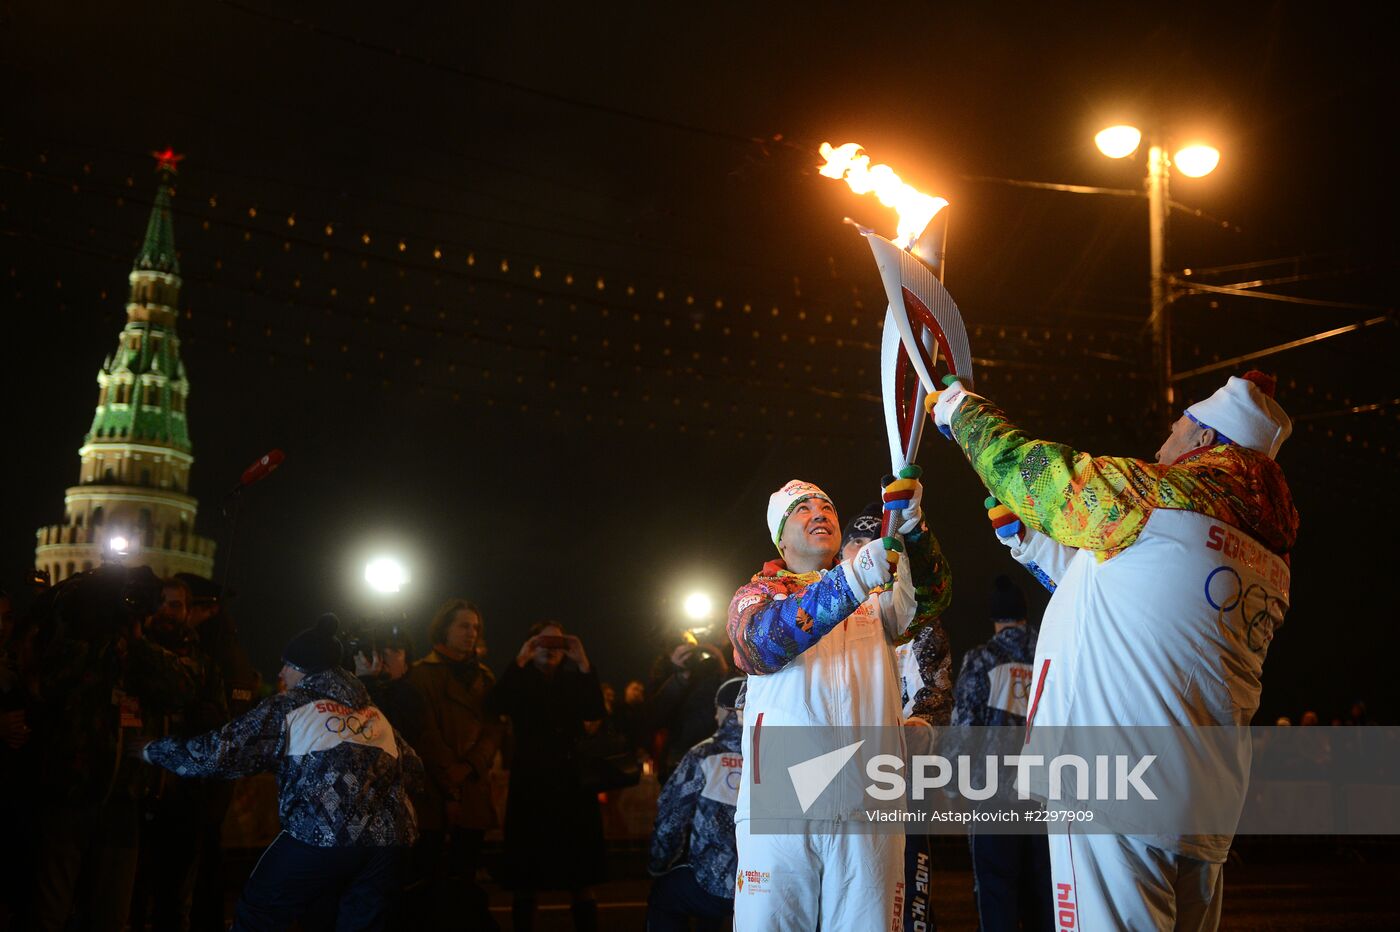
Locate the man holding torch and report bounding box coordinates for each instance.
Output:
[727,476,951,931]
[930,371,1297,930]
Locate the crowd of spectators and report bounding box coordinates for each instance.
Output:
[0,565,736,931]
[2,564,1380,932]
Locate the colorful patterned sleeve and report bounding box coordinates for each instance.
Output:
[145,693,291,779]
[951,647,991,727]
[905,620,954,727]
[726,571,864,675]
[648,748,704,875]
[898,525,953,643]
[949,397,1171,554]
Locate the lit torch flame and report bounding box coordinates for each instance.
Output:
[818,142,948,249]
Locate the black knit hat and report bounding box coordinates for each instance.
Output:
[989,575,1027,621]
[842,502,884,547]
[283,613,344,674]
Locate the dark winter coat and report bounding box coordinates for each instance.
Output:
[404,648,502,832]
[36,627,197,805]
[650,658,728,780]
[490,659,606,888]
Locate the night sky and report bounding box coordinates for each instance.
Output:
[3,2,1395,721]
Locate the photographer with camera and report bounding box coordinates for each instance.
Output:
[134,613,423,931]
[26,565,199,932]
[649,639,731,783]
[352,624,424,738]
[490,622,606,932]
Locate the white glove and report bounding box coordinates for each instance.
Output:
[840,536,900,600]
[928,378,970,438]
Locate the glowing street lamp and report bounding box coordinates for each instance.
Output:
[1094,125,1143,160]
[364,556,409,595]
[1094,124,1221,410]
[1172,144,1221,179]
[682,591,714,622]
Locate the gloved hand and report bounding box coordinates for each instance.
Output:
[882,465,924,535]
[926,374,970,439]
[840,536,904,600]
[985,495,1024,546]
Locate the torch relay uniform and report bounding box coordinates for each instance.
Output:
[945,375,1297,931]
[647,702,744,930]
[727,482,952,932]
[144,644,423,931]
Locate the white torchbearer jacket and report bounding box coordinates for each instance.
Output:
[951,397,1298,862]
[726,527,952,824]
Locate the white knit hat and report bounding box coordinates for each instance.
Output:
[767,479,833,547]
[1185,371,1292,459]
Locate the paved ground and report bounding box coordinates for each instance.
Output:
[480,842,1400,930]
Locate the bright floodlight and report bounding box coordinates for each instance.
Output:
[1095,125,1143,159]
[1173,144,1220,178]
[682,592,714,621]
[108,535,130,555]
[365,556,408,594]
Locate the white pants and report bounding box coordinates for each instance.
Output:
[733,820,904,932]
[1047,829,1224,931]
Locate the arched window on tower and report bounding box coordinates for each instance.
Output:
[92,507,105,526]
[140,469,151,487]
[103,467,115,483]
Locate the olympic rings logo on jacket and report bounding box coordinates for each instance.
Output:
[325,714,377,739]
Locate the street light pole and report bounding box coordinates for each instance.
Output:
[1145,133,1174,414]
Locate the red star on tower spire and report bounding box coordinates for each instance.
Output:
[151,147,184,174]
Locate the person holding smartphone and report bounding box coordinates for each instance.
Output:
[489,622,606,932]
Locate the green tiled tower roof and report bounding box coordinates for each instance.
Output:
[134,171,180,274]
[86,157,192,452]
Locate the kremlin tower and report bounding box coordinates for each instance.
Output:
[34,151,216,582]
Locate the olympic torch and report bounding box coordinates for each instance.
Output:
[819,142,974,537]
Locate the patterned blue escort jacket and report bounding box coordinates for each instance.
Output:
[146,667,424,847]
[649,711,743,899]
[951,624,1039,728]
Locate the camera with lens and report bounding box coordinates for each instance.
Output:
[30,564,165,646]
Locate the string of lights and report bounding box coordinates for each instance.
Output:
[5,149,1393,457]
